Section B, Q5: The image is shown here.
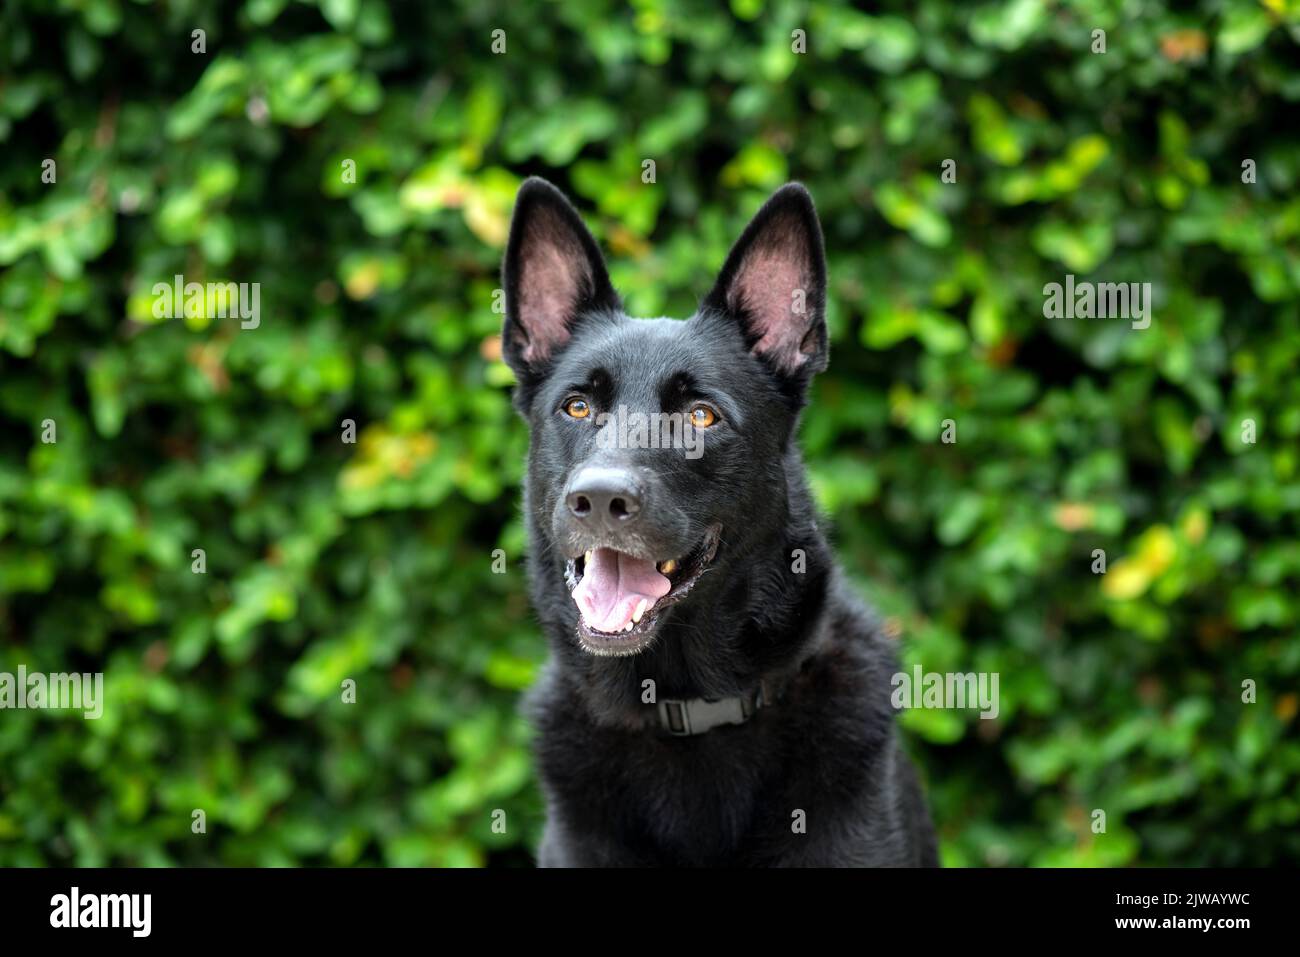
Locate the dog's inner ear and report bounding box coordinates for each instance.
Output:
[504,181,616,371]
[705,186,828,376]
[726,222,815,363]
[513,209,590,362]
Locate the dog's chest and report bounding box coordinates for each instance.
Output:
[547,718,803,865]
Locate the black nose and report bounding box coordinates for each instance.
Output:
[565,466,642,528]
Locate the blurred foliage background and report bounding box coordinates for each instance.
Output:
[1,0,1299,867]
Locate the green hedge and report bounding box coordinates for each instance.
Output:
[1,0,1298,866]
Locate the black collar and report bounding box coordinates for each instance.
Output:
[656,677,785,736]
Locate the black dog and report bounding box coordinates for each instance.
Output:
[502,178,938,866]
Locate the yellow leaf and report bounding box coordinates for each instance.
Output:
[1180,507,1209,545]
[1135,525,1177,575]
[1102,560,1151,600]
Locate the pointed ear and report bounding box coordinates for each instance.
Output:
[703,183,828,381]
[501,178,618,378]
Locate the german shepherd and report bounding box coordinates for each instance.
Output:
[502,178,938,867]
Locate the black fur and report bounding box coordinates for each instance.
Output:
[503,178,939,867]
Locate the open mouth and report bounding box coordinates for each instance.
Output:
[564,524,722,655]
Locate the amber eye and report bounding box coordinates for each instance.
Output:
[688,405,718,428]
[564,398,591,419]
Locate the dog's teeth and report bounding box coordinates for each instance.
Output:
[633,599,647,623]
[584,550,592,565]
[659,559,677,575]
[625,620,634,632]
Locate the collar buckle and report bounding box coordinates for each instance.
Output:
[657,681,774,737]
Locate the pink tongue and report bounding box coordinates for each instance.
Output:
[573,547,671,633]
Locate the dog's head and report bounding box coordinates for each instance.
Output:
[503,178,828,656]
